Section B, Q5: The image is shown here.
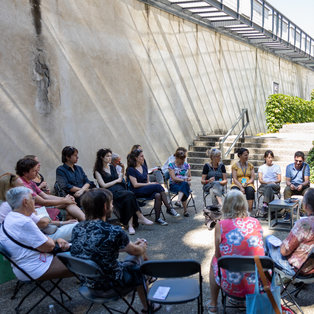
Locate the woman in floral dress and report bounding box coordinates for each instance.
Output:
[207,190,265,313]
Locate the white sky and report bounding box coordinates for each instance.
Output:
[267,0,314,38]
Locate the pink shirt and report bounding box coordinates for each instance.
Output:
[282,216,314,274]
[20,177,42,197]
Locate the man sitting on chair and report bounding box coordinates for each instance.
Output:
[284,151,310,199]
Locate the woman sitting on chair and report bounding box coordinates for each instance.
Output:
[93,148,153,235]
[231,148,255,213]
[201,148,227,206]
[265,188,314,276]
[126,149,178,226]
[208,190,264,313]
[168,150,192,217]
[258,150,281,216]
[71,188,160,313]
[127,145,164,184]
[24,155,50,193]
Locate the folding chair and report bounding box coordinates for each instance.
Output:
[0,243,72,314]
[217,256,275,314]
[275,248,314,314]
[255,177,281,218]
[202,174,228,207]
[164,177,197,213]
[126,179,166,220]
[140,259,203,314]
[57,252,138,314]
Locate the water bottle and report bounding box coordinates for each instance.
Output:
[48,304,56,313]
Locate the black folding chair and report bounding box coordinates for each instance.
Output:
[57,252,138,314]
[164,177,197,213]
[0,243,72,313]
[275,248,314,314]
[126,179,166,220]
[140,259,203,313]
[217,256,275,314]
[202,174,229,207]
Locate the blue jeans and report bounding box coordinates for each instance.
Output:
[264,235,295,276]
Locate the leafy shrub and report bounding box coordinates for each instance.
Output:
[266,94,314,133]
[311,89,314,101]
[307,146,314,184]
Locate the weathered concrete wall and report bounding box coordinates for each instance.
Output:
[1,0,313,185]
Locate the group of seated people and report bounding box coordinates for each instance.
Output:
[201,147,311,218]
[0,144,312,313]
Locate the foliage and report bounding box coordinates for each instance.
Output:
[265,94,314,133]
[311,89,314,102]
[307,146,314,184]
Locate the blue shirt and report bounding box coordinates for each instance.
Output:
[285,162,310,185]
[56,163,94,194]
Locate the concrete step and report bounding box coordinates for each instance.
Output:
[280,122,314,133]
[187,157,232,165]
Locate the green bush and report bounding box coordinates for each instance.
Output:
[311,89,314,101]
[265,94,314,133]
[307,146,314,184]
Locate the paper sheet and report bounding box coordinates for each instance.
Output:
[153,286,170,300]
[267,235,282,247]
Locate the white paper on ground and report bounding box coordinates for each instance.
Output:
[268,235,282,247]
[153,286,171,300]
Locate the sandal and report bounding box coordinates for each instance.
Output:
[207,305,218,313]
[141,303,162,313]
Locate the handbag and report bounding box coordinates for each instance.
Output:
[246,256,282,314]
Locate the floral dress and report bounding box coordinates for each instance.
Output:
[212,217,265,297]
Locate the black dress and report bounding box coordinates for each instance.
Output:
[99,165,140,226]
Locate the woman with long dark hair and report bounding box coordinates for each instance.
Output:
[127,149,179,226]
[94,149,153,235]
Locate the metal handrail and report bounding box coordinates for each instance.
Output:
[219,109,249,158]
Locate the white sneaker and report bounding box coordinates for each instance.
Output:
[155,218,168,226]
[167,208,180,217]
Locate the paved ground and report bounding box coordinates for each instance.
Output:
[0,177,313,313]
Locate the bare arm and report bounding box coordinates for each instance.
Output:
[169,169,185,183]
[214,222,221,258]
[123,240,147,256]
[129,175,150,188]
[220,173,227,186]
[95,171,121,189]
[35,192,75,207]
[36,217,50,229]
[232,168,243,189]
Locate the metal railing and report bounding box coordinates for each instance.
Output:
[219,108,249,158]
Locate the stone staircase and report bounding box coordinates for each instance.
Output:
[188,122,314,177]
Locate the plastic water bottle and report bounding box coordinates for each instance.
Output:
[48,304,56,313]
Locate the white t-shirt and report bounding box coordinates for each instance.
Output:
[0,202,40,224]
[258,164,281,183]
[162,155,175,173]
[0,211,53,280]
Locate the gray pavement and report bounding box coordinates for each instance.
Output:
[0,177,313,313]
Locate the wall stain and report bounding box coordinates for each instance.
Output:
[29,0,52,114]
[30,0,41,35]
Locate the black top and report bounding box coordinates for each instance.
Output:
[56,163,94,194]
[71,220,129,289]
[202,163,226,181]
[98,164,126,193]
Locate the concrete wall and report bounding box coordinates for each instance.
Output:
[1,0,313,185]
